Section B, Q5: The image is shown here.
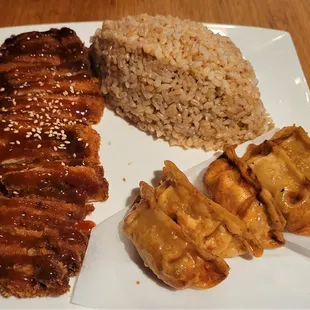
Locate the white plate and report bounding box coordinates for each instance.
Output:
[0,21,309,310]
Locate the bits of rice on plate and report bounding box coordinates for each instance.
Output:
[91,14,273,150]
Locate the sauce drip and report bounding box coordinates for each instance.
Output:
[74,220,96,233]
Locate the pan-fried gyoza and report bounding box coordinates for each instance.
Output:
[151,161,263,258]
[204,153,286,248]
[270,126,310,179]
[243,139,310,235]
[123,198,229,290]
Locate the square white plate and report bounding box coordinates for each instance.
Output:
[0,21,309,310]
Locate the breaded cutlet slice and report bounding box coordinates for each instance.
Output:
[0,27,104,125]
[0,254,70,298]
[0,28,87,67]
[0,196,95,221]
[0,122,100,166]
[0,164,109,204]
[0,224,90,297]
[0,94,103,124]
[0,195,94,297]
[0,227,89,276]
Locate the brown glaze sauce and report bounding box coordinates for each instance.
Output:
[0,255,59,284]
[0,230,46,247]
[0,123,91,164]
[0,209,69,231]
[1,166,95,203]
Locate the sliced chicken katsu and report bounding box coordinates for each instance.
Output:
[0,27,104,125]
[0,164,108,204]
[0,27,107,298]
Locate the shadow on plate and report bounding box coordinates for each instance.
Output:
[125,186,140,207]
[151,170,162,187]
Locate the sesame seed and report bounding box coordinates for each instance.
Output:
[64,140,70,144]
[4,127,10,131]
[13,130,19,133]
[53,146,58,151]
[77,138,82,141]
[10,142,15,145]
[73,153,76,158]
[13,191,19,195]
[37,144,42,148]
[63,91,69,96]
[0,87,5,92]
[16,140,20,145]
[85,143,89,148]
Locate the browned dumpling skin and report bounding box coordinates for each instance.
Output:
[143,161,263,259]
[243,141,310,235]
[123,200,229,289]
[204,156,285,248]
[271,126,310,179]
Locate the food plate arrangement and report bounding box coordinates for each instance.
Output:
[0,17,309,309]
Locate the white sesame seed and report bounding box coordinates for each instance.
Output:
[10,142,15,145]
[53,146,58,151]
[4,127,10,131]
[16,140,20,145]
[85,143,89,148]
[0,87,5,92]
[13,191,19,195]
[37,144,42,148]
[73,153,76,158]
[77,138,83,141]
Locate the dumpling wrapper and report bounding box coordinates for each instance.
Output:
[243,140,310,235]
[141,160,263,258]
[204,154,285,249]
[123,199,229,289]
[271,125,310,179]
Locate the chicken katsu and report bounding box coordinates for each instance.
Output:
[0,27,108,297]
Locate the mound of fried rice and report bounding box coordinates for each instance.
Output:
[91,14,273,150]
